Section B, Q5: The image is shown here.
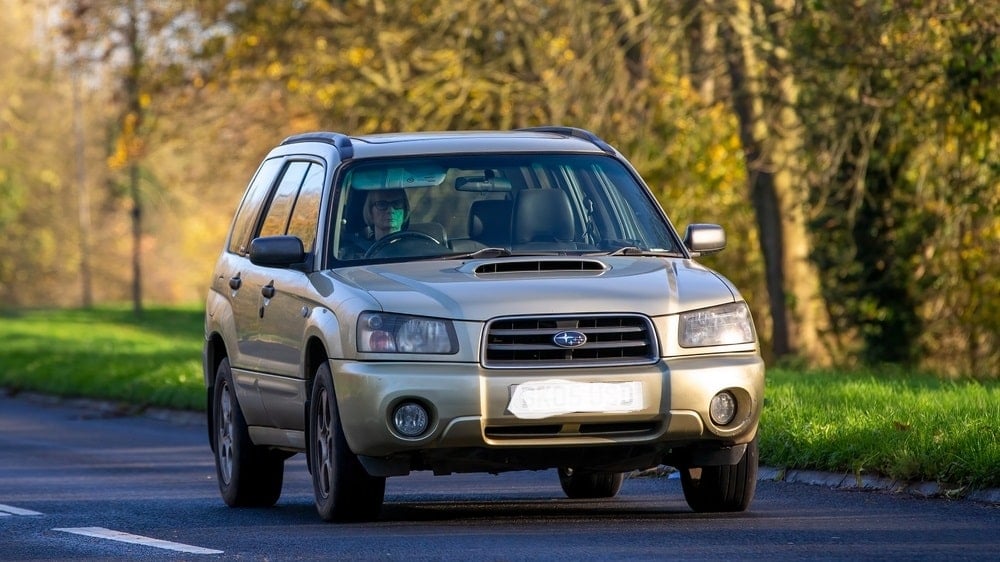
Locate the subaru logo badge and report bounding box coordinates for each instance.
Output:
[553,330,587,348]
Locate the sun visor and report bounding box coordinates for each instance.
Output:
[350,166,447,190]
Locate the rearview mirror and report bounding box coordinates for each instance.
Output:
[455,175,512,192]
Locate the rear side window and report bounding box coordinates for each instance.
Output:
[260,161,311,238]
[287,163,324,252]
[257,161,325,253]
[227,158,284,255]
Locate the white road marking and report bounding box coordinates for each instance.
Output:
[0,504,43,516]
[53,527,223,555]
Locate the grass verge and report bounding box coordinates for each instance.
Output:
[0,305,204,411]
[761,368,1000,491]
[1,306,998,491]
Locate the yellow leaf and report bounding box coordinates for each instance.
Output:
[38,169,60,188]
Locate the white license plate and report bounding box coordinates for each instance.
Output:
[507,379,644,420]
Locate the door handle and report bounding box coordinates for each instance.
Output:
[261,282,275,299]
[229,275,242,290]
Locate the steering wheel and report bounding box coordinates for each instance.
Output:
[364,230,443,258]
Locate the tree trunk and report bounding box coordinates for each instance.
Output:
[681,0,720,104]
[718,0,832,365]
[126,0,143,317]
[72,68,93,309]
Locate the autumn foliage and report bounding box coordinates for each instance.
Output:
[0,0,996,377]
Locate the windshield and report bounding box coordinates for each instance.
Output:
[330,154,682,263]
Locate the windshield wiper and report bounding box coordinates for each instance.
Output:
[597,246,686,258]
[445,247,513,260]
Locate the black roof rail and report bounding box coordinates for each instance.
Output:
[517,126,615,155]
[280,131,354,160]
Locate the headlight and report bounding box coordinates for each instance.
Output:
[679,302,755,348]
[358,312,458,354]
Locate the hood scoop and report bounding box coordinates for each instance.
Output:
[473,259,608,275]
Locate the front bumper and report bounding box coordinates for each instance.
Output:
[331,353,764,473]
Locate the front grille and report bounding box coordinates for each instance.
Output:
[483,314,657,368]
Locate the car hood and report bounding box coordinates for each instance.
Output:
[331,256,736,321]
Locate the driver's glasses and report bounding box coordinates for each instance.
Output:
[370,199,406,212]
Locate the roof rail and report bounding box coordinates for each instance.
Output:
[517,126,615,155]
[280,132,354,160]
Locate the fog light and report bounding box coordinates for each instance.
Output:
[709,391,737,426]
[392,402,429,437]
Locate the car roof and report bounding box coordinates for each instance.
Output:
[278,128,618,161]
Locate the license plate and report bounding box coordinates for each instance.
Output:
[507,379,644,420]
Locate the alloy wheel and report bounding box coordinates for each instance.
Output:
[217,382,234,485]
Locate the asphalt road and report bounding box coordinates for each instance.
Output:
[1,392,998,561]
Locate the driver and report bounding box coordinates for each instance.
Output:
[363,188,409,241]
[340,188,410,259]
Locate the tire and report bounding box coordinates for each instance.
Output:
[309,362,386,522]
[680,435,759,513]
[212,358,284,507]
[558,468,625,499]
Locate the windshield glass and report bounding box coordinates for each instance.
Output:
[330,154,681,263]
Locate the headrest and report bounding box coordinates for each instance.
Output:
[512,189,575,244]
[468,199,512,244]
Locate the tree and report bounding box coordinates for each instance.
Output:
[0,0,85,307]
[679,0,998,375]
[60,1,95,308]
[702,0,835,365]
[61,0,199,315]
[788,0,999,375]
[7,0,991,375]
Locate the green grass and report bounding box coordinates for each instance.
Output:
[0,305,204,411]
[761,368,1000,491]
[1,306,998,492]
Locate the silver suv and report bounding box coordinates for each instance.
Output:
[203,127,764,521]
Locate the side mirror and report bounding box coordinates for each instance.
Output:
[249,235,307,268]
[683,224,726,255]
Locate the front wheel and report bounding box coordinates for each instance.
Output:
[680,435,759,512]
[212,358,284,507]
[309,362,386,522]
[558,468,625,499]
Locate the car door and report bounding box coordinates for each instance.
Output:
[222,157,285,374]
[214,157,286,425]
[254,160,326,429]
